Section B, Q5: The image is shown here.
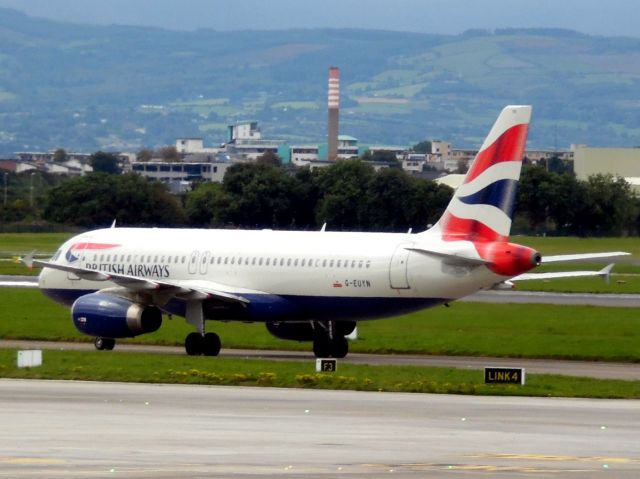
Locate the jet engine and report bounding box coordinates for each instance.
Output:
[71,292,162,338]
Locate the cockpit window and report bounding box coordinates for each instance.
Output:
[52,249,62,261]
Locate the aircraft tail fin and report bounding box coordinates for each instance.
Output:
[428,105,532,242]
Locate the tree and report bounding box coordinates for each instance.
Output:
[364,168,413,231]
[43,173,186,227]
[53,148,68,163]
[136,148,153,162]
[90,151,121,174]
[412,140,432,154]
[185,182,229,226]
[314,160,375,230]
[219,162,303,228]
[157,146,180,162]
[256,150,282,166]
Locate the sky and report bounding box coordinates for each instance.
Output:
[0,0,637,37]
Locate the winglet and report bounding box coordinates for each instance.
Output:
[599,263,615,285]
[110,219,117,228]
[20,250,36,271]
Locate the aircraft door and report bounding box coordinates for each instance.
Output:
[188,251,200,275]
[388,244,411,289]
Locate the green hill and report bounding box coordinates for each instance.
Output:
[1,8,640,154]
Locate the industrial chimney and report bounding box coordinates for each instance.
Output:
[327,67,340,161]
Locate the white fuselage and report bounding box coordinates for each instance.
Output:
[39,227,505,322]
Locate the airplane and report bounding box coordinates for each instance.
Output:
[21,105,629,358]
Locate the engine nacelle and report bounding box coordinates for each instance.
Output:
[72,292,162,338]
[266,321,356,341]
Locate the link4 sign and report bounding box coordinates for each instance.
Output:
[484,367,525,385]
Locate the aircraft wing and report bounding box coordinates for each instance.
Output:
[32,259,251,305]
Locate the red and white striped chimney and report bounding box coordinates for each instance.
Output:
[327,67,340,161]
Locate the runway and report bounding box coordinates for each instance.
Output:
[2,339,639,381]
[0,379,638,478]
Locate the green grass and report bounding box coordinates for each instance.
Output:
[2,289,639,362]
[1,349,638,398]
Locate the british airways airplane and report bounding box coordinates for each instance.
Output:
[26,106,627,358]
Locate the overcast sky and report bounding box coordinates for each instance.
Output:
[0,0,637,37]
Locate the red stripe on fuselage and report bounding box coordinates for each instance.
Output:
[71,243,120,250]
[464,123,529,183]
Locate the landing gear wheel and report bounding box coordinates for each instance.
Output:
[331,337,349,359]
[313,336,332,358]
[202,332,221,356]
[185,332,203,356]
[94,337,115,351]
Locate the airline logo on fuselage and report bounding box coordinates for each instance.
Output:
[85,262,170,278]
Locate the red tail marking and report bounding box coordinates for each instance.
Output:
[441,214,506,242]
[465,123,529,183]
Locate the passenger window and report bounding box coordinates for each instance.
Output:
[155,255,159,262]
[351,260,356,268]
[280,258,285,266]
[329,259,334,267]
[287,258,292,266]
[301,259,305,267]
[358,260,363,268]
[337,259,341,267]
[231,257,235,265]
[366,260,371,268]
[217,257,222,264]
[100,254,104,261]
[210,256,215,264]
[322,259,327,267]
[127,255,131,262]
[259,258,263,266]
[224,257,228,264]
[294,258,299,266]
[252,257,257,265]
[266,258,270,266]
[182,256,186,264]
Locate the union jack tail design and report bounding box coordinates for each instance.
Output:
[433,105,532,242]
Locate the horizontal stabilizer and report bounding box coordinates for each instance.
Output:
[512,263,616,282]
[542,252,630,263]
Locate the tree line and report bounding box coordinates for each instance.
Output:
[1,156,638,236]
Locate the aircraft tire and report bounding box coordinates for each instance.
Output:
[185,332,203,356]
[331,337,349,359]
[202,332,221,356]
[313,336,332,358]
[95,337,115,351]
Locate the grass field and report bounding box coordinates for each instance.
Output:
[1,289,638,362]
[1,349,638,399]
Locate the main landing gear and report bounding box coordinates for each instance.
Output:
[185,332,221,356]
[312,320,354,358]
[94,337,116,351]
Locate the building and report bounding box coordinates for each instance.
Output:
[131,161,231,193]
[573,146,640,181]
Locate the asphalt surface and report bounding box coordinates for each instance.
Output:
[1,379,638,478]
[2,339,639,381]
